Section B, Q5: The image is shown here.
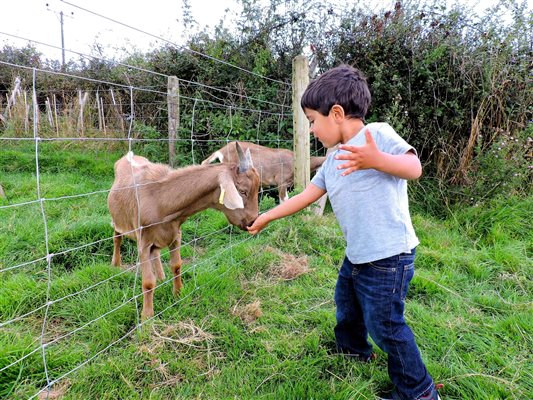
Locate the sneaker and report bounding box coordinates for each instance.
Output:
[377,384,443,400]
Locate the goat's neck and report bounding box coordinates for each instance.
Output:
[151,164,223,222]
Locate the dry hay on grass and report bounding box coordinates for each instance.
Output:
[265,246,310,281]
[149,319,215,350]
[145,357,186,389]
[138,319,221,385]
[232,300,262,324]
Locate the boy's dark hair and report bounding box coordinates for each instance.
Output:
[301,64,371,119]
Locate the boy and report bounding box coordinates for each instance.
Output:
[247,64,440,400]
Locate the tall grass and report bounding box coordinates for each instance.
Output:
[0,144,531,399]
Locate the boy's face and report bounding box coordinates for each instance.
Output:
[304,108,340,148]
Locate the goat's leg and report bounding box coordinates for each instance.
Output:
[139,243,156,320]
[150,247,165,281]
[169,233,182,296]
[111,229,122,267]
[279,183,289,203]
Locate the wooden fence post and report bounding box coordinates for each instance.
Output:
[168,76,180,166]
[292,55,310,190]
[313,146,336,215]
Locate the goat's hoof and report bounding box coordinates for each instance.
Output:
[141,311,154,321]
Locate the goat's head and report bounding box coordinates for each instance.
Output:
[216,143,260,230]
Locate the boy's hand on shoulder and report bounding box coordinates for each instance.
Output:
[335,129,382,176]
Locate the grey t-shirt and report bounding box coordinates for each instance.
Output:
[311,122,420,264]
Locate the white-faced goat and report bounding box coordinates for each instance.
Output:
[201,141,326,203]
[107,143,259,320]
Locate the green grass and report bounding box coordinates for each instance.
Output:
[0,144,531,399]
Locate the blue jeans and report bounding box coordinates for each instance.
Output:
[334,249,435,400]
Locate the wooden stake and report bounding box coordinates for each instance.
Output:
[167,76,180,166]
[292,55,310,190]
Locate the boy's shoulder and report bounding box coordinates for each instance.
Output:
[361,122,415,155]
[346,122,396,146]
[366,122,395,135]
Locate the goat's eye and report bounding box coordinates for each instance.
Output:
[239,190,247,196]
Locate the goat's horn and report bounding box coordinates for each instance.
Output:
[236,142,253,172]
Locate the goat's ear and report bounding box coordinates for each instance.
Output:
[244,148,254,169]
[218,170,244,210]
[236,142,254,172]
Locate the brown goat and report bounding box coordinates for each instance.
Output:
[108,143,259,320]
[201,141,326,202]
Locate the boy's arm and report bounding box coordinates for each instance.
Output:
[247,183,326,235]
[336,129,422,180]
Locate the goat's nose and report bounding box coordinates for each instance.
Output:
[241,217,257,231]
[249,215,259,226]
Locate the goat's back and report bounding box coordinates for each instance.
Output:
[204,142,294,186]
[241,143,294,186]
[113,153,171,183]
[108,154,172,235]
[310,156,327,173]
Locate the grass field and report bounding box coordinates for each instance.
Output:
[0,142,531,399]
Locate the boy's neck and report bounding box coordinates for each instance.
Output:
[340,118,365,144]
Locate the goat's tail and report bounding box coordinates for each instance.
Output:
[126,151,143,168]
[201,150,224,165]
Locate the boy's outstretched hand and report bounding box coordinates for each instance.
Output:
[335,129,381,176]
[247,212,270,235]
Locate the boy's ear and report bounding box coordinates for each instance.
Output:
[330,104,345,120]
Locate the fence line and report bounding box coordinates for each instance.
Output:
[0,30,289,109]
[0,60,289,117]
[30,66,54,391]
